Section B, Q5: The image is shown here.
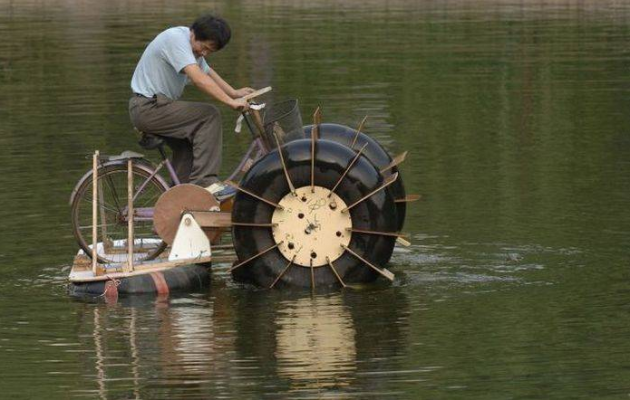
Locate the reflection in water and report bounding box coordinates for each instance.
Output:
[78,297,225,399]
[74,290,410,399]
[275,295,356,391]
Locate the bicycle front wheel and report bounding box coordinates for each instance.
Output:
[71,162,170,264]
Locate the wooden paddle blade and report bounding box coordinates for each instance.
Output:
[380,151,408,173]
[347,228,407,238]
[341,244,394,281]
[394,194,422,203]
[342,172,398,213]
[396,237,411,247]
[313,107,322,126]
[230,242,282,272]
[351,116,368,148]
[329,143,368,197]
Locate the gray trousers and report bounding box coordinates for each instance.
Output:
[128,94,222,187]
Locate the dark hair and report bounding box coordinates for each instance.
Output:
[191,14,231,50]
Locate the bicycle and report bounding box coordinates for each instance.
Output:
[69,87,291,264]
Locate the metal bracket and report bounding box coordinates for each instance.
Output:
[168,212,211,262]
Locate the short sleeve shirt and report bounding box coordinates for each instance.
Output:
[131,26,211,100]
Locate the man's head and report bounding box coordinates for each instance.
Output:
[190,14,231,58]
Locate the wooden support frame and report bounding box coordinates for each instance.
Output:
[92,151,99,274]
[126,159,134,272]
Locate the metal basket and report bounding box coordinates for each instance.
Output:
[262,99,304,148]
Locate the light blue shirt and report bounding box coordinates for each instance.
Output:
[131,26,211,100]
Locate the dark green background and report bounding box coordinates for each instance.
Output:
[0,0,629,398]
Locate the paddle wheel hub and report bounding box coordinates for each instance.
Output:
[271,186,352,267]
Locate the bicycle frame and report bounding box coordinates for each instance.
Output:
[69,111,269,224]
[131,135,267,222]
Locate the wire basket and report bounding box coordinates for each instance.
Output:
[262,99,304,148]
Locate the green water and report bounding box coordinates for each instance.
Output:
[1,0,629,398]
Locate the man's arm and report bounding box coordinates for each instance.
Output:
[209,68,254,99]
[208,68,236,98]
[183,64,249,110]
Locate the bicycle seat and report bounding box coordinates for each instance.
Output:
[105,151,145,161]
[137,131,165,150]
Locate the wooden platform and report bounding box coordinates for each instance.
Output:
[69,253,213,283]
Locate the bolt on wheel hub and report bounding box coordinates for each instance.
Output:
[272,186,352,267]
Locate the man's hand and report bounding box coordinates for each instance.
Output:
[233,87,255,98]
[229,98,250,112]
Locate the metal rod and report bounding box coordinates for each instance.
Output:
[326,257,346,288]
[159,150,181,186]
[127,159,134,273]
[341,172,398,213]
[310,258,315,290]
[227,139,258,181]
[232,222,277,228]
[311,124,316,193]
[270,255,296,289]
[311,107,321,193]
[341,244,395,281]
[272,132,296,196]
[98,180,109,253]
[351,115,368,149]
[346,228,406,238]
[133,160,167,202]
[92,151,99,274]
[229,241,282,272]
[328,142,368,198]
[225,180,283,209]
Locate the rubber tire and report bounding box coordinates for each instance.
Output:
[304,123,407,231]
[231,139,398,288]
[71,162,169,264]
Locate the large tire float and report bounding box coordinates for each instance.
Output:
[304,123,407,231]
[231,138,398,288]
[68,264,211,299]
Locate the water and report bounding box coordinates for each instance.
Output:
[1,0,629,398]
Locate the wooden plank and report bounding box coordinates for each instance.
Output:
[238,86,272,102]
[189,211,232,228]
[70,256,212,283]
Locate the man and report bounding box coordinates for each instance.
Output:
[129,14,252,195]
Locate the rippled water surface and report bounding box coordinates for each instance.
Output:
[1,0,629,398]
